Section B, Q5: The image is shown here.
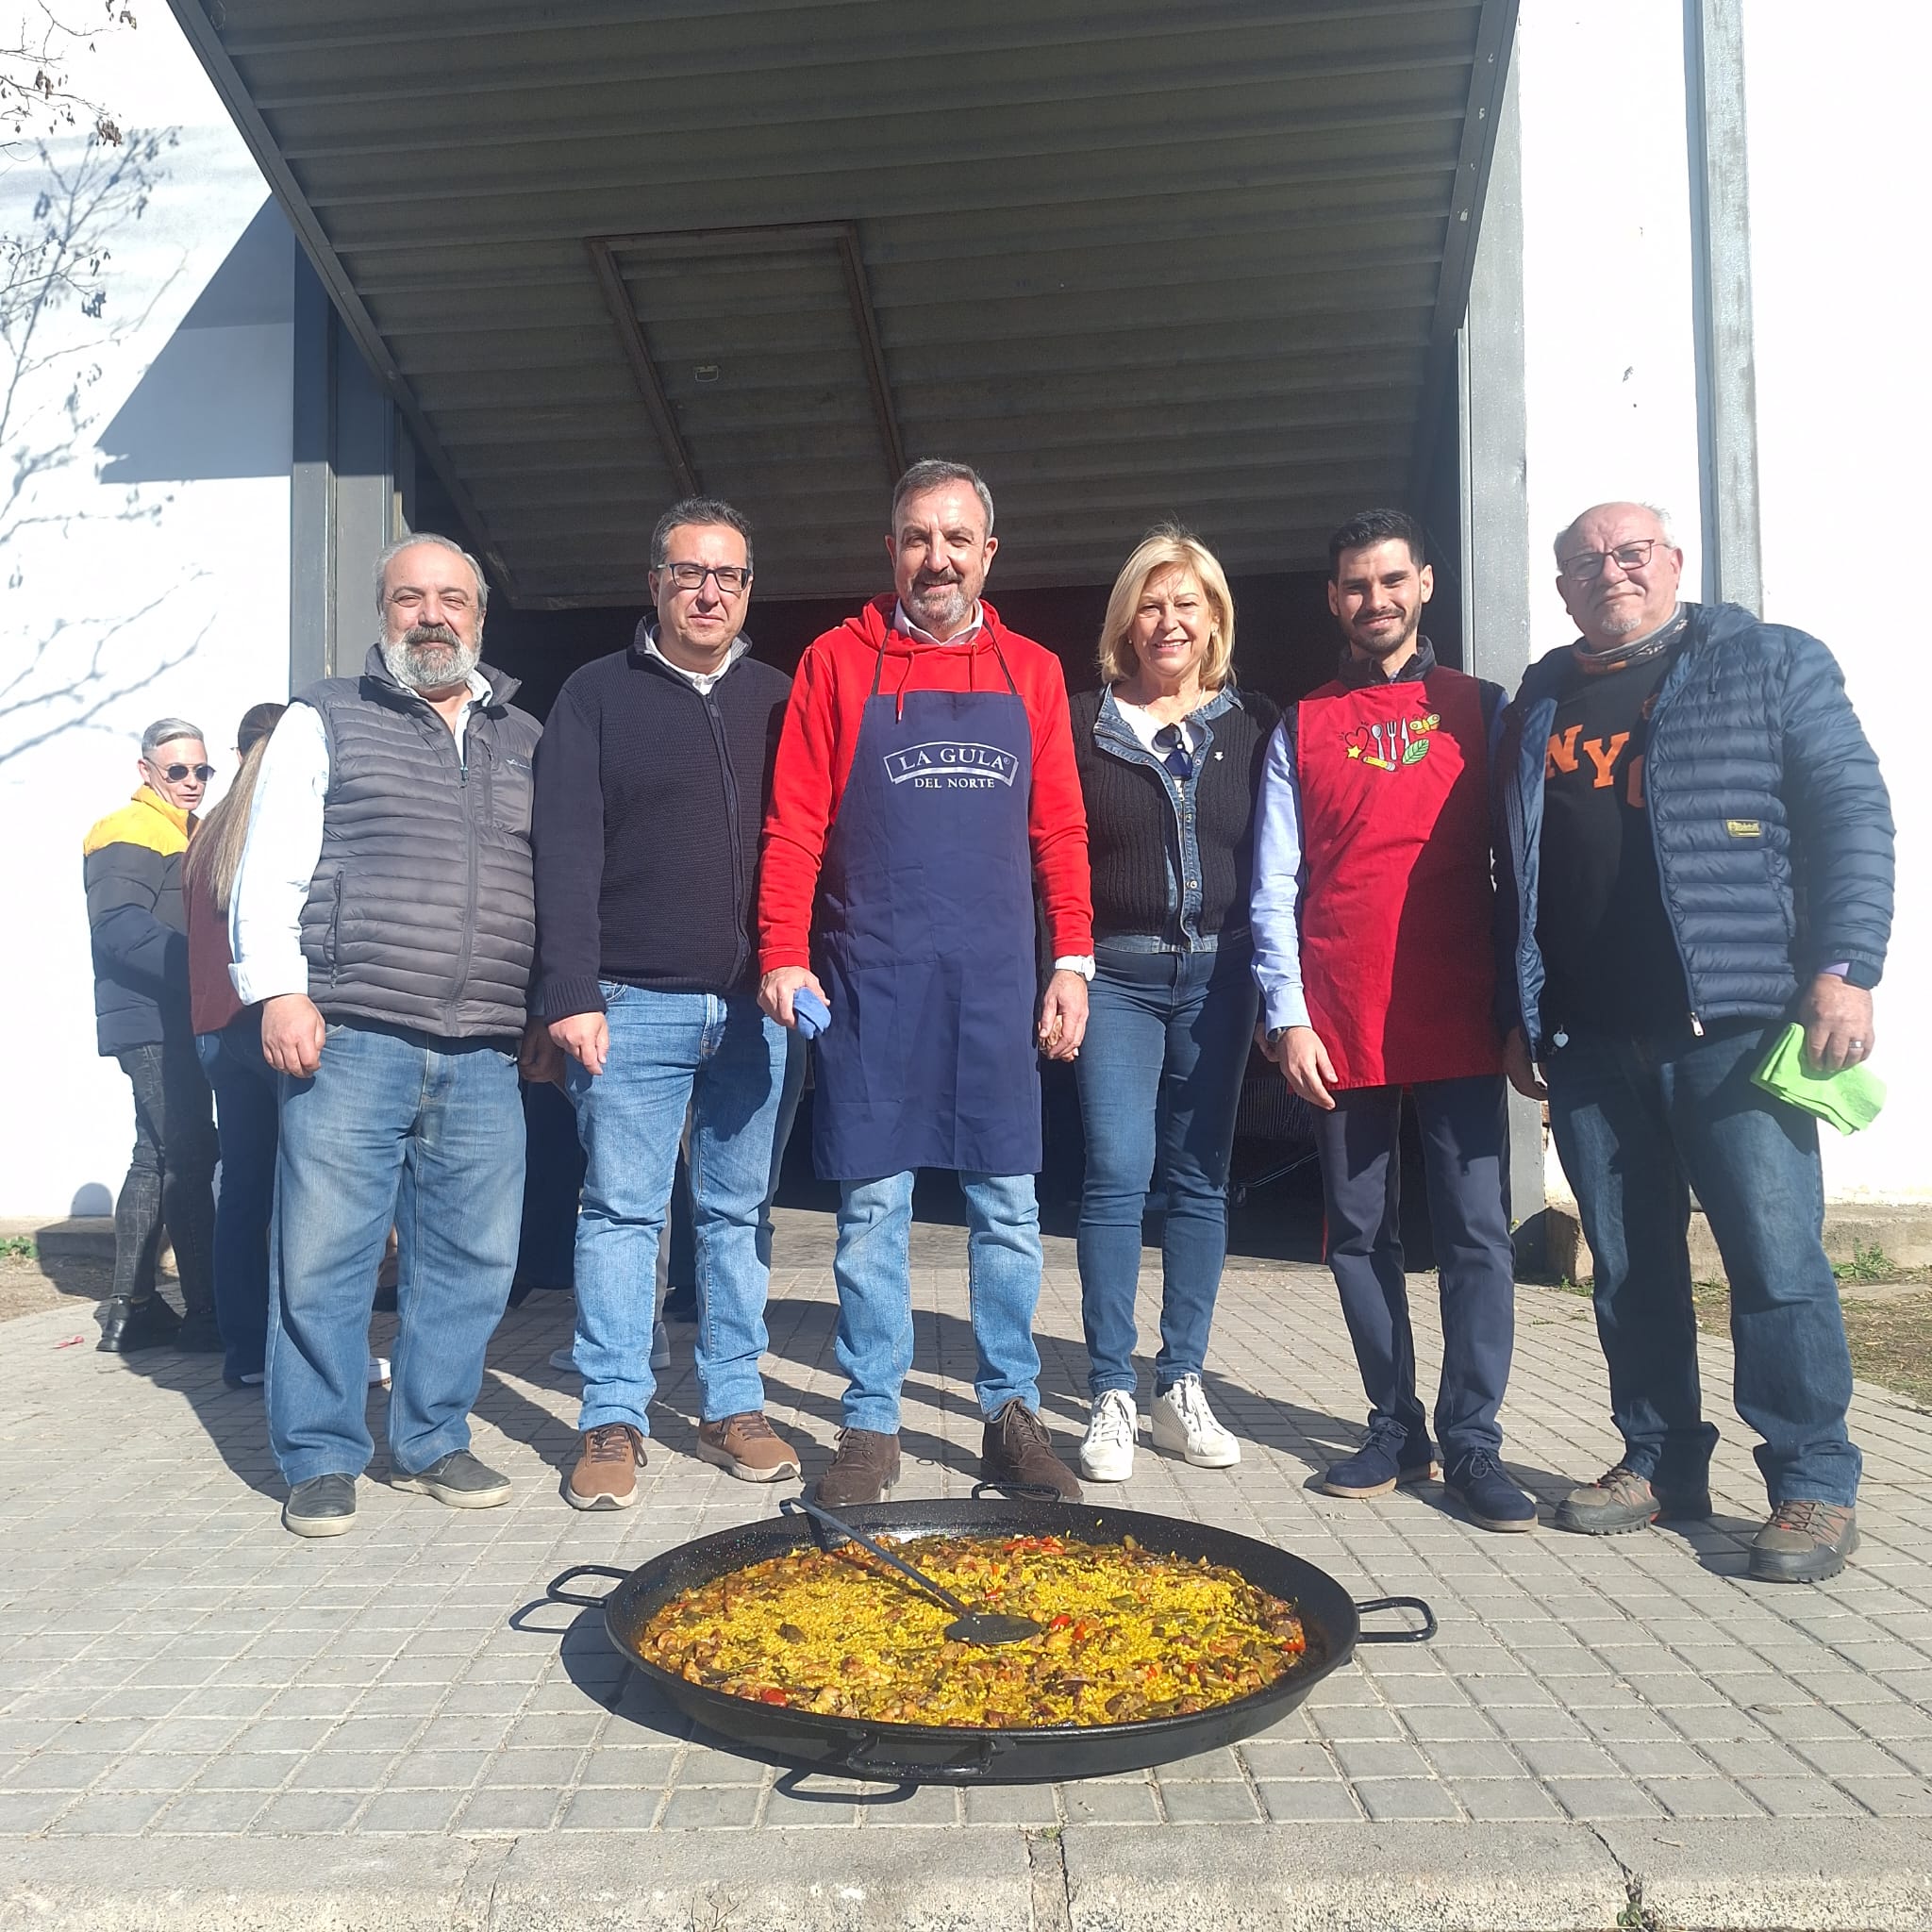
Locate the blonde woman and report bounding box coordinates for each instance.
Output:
[1069,529,1278,1480]
[183,702,286,1387]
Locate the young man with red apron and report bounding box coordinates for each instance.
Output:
[1251,509,1535,1533]
[758,461,1094,1507]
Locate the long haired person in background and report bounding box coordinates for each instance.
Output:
[183,702,286,1388]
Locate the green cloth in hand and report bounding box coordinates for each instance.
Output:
[1752,1023,1886,1135]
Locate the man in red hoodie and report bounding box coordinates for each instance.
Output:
[759,459,1093,1506]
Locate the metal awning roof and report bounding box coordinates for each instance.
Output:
[171,0,1516,606]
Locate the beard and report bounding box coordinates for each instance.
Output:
[1347,609,1418,659]
[380,622,482,691]
[904,574,971,632]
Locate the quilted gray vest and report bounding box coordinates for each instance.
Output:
[296,646,540,1040]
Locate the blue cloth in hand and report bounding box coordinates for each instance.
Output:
[792,986,829,1040]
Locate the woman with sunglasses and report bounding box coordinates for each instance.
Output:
[1067,529,1278,1480]
[82,718,222,1354]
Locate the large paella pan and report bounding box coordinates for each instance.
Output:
[547,1492,1433,1784]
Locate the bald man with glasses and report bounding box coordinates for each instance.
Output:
[1493,501,1894,1582]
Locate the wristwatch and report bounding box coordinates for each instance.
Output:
[1053,956,1096,981]
[1265,1024,1291,1048]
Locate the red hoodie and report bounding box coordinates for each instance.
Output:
[759,597,1092,972]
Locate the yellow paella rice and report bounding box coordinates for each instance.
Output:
[634,1532,1307,1728]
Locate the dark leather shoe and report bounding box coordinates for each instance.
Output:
[283,1474,357,1538]
[96,1296,181,1354]
[1444,1449,1539,1533]
[1322,1425,1437,1498]
[981,1401,1081,1502]
[391,1451,512,1508]
[1749,1501,1858,1583]
[174,1310,225,1353]
[815,1428,902,1507]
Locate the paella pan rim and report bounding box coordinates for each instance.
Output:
[576,1496,1375,1784]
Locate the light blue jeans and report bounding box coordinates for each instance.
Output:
[835,1169,1042,1433]
[566,984,787,1433]
[268,1020,524,1488]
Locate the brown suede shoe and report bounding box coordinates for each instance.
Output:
[1749,1500,1858,1583]
[815,1428,901,1507]
[981,1401,1082,1502]
[567,1424,645,1510]
[696,1412,803,1484]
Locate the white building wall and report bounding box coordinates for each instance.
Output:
[0,18,291,1216]
[1514,2,1923,1204]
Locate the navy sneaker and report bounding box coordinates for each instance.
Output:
[1444,1449,1538,1533]
[1322,1425,1437,1499]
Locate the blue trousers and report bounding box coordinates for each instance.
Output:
[1074,943,1256,1398]
[197,1017,279,1383]
[1545,1020,1859,1507]
[268,1021,524,1487]
[1311,1074,1516,1460]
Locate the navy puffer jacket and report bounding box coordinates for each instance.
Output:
[1495,603,1893,1054]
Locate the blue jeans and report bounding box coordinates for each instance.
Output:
[268,1020,525,1487]
[835,1170,1042,1432]
[197,1017,279,1383]
[1545,1020,1859,1507]
[1074,943,1257,1398]
[565,985,786,1433]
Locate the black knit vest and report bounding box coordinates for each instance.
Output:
[1069,684,1278,943]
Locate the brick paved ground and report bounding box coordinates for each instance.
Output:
[3,1205,1931,1927]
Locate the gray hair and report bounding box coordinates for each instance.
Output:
[650,497,754,573]
[141,717,205,759]
[1553,502,1674,562]
[891,458,995,538]
[373,531,490,613]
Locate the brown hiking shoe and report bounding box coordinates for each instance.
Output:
[981,1401,1082,1502]
[566,1424,645,1511]
[815,1428,901,1507]
[1749,1500,1858,1583]
[696,1412,803,1484]
[1555,1464,1710,1536]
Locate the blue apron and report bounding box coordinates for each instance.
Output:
[812,637,1041,1180]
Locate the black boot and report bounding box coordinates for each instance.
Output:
[98,1296,182,1354]
[174,1305,225,1353]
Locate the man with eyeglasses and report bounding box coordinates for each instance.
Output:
[533,498,803,1508]
[230,533,553,1537]
[83,718,222,1354]
[1494,500,1894,1581]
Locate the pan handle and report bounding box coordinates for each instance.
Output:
[546,1563,630,1608]
[843,1730,999,1780]
[969,1480,1063,1503]
[1353,1595,1437,1643]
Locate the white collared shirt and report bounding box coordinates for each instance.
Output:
[228,670,494,1004]
[641,625,751,694]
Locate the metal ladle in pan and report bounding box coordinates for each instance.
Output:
[779,1495,1042,1646]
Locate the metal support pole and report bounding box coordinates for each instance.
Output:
[1457,53,1547,1270]
[1685,0,1763,611]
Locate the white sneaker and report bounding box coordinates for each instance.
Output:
[547,1322,670,1376]
[1079,1389,1139,1483]
[367,1357,390,1389]
[1151,1375,1240,1469]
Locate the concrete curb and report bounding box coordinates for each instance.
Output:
[7,1818,1932,1931]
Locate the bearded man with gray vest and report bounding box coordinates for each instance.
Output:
[229,533,554,1538]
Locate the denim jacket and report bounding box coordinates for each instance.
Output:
[1089,683,1245,954]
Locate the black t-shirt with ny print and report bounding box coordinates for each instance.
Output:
[1536,640,1690,1037]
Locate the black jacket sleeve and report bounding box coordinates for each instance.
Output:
[530,681,608,1021]
[84,842,183,998]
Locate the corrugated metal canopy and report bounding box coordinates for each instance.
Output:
[172,0,1515,605]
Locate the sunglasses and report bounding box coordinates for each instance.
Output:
[151,761,215,783]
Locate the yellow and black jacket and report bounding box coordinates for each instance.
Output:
[81,785,193,1056]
